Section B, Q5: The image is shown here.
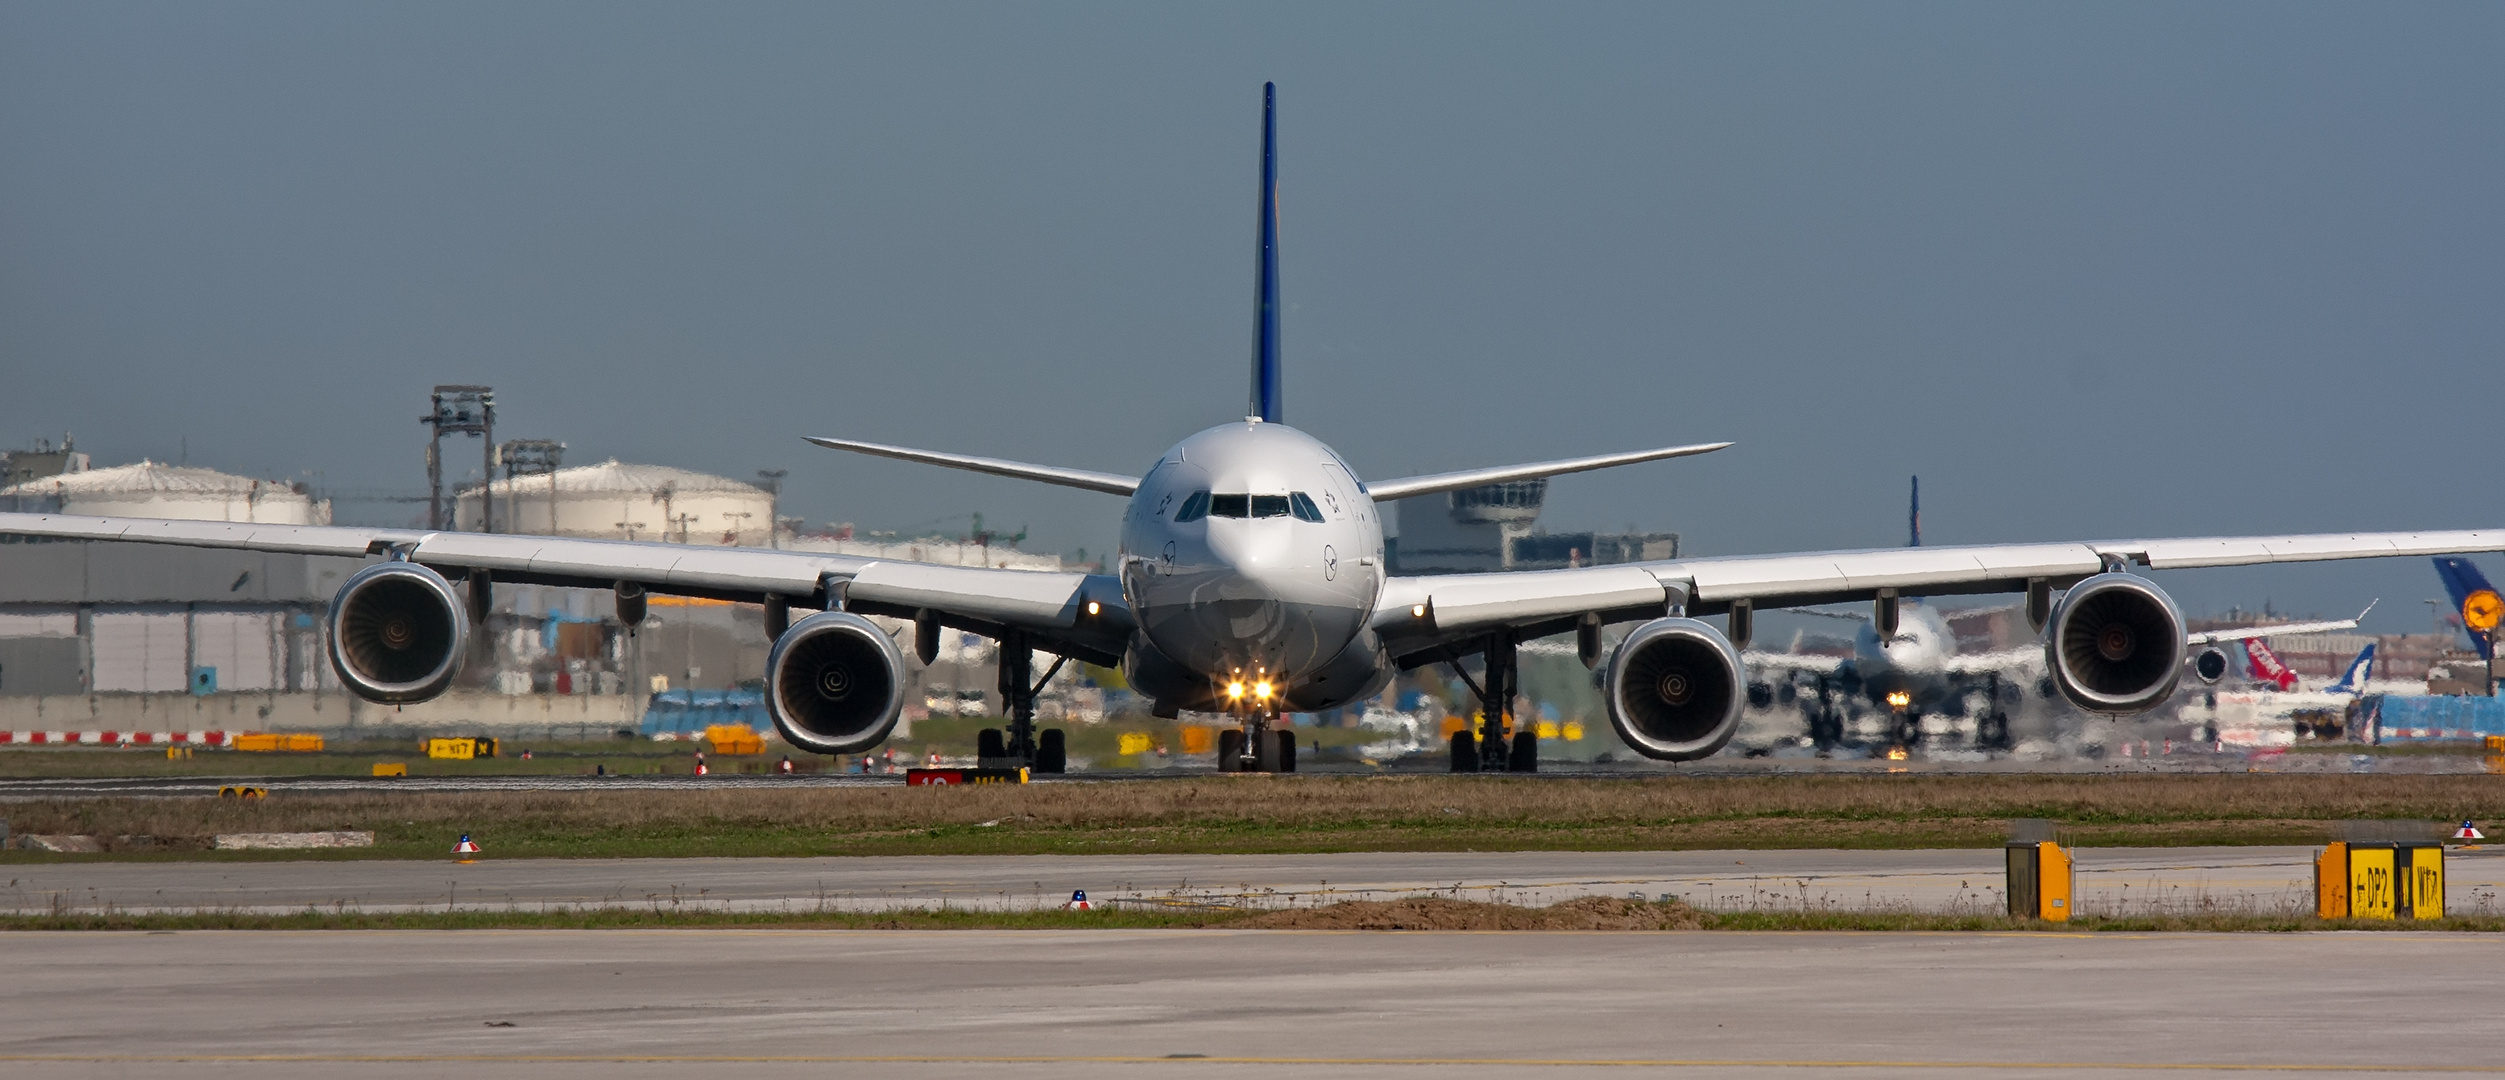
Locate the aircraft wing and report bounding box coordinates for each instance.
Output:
[2184,603,2373,646]
[0,512,1132,666]
[1375,530,2500,659]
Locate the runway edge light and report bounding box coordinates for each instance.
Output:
[1066,890,1093,911]
[2453,820,2484,841]
[453,834,481,856]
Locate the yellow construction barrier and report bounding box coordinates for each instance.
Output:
[165,746,193,761]
[232,733,324,753]
[1116,732,1154,756]
[704,724,765,755]
[217,785,267,800]
[371,762,408,777]
[426,737,498,760]
[1179,726,1217,754]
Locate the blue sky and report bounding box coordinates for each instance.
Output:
[3,2,2499,631]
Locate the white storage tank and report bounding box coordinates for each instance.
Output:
[0,461,331,525]
[455,459,773,545]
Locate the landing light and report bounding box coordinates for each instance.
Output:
[1885,690,1911,709]
[1085,600,1101,617]
[1226,681,1246,700]
[1411,604,1427,618]
[1253,680,1274,701]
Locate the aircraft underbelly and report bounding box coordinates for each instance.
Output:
[1131,569,1368,684]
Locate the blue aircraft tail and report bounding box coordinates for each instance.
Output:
[2322,642,2376,695]
[2433,557,2499,660]
[1907,476,1920,548]
[1248,82,1282,424]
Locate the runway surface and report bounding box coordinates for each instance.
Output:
[11,846,2505,916]
[3,928,2501,1078]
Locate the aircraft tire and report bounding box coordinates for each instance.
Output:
[1448,730,1478,772]
[1276,730,1297,773]
[1254,727,1282,772]
[1477,734,1508,772]
[977,728,1006,761]
[1508,728,1538,773]
[1217,728,1244,772]
[1037,728,1067,774]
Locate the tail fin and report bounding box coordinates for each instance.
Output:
[1907,476,1920,548]
[2434,557,2500,660]
[1248,82,1282,424]
[2323,642,2376,695]
[2245,638,2298,692]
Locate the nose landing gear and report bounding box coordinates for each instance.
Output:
[1216,713,1297,773]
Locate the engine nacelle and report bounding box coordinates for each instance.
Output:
[765,611,907,754]
[1603,617,1746,761]
[327,562,467,703]
[2192,646,2230,684]
[2044,572,2187,713]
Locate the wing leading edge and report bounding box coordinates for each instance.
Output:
[1376,529,2504,659]
[0,512,1133,666]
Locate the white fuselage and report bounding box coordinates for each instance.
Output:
[1115,421,1390,713]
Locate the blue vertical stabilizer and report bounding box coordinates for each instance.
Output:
[1907,476,1921,548]
[1249,83,1282,423]
[2433,557,2499,660]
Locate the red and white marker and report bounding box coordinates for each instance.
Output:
[453,834,481,855]
[2455,820,2485,841]
[1065,890,1093,911]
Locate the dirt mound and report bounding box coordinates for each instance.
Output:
[1231,895,1710,931]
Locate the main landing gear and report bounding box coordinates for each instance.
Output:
[1446,631,1536,774]
[974,630,1069,774]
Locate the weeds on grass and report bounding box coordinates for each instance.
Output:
[5,899,2502,933]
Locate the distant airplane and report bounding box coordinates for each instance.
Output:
[1751,478,2372,751]
[3,87,2499,775]
[2434,556,2502,660]
[2242,637,2376,696]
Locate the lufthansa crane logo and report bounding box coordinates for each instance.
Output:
[2465,589,2503,633]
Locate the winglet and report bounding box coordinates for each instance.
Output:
[1250,82,1282,424]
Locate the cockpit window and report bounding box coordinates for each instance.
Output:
[1193,492,1324,521]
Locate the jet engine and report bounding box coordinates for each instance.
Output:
[2192,646,2231,685]
[764,611,907,754]
[2044,572,2187,714]
[1603,617,1745,761]
[326,562,468,703]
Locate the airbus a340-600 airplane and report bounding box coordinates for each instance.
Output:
[4,84,2500,775]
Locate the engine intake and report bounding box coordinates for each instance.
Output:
[765,611,907,754]
[2045,572,2186,713]
[327,562,467,703]
[1604,617,1745,761]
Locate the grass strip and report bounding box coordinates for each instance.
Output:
[3,773,2500,860]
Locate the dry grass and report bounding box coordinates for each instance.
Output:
[3,773,2499,859]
